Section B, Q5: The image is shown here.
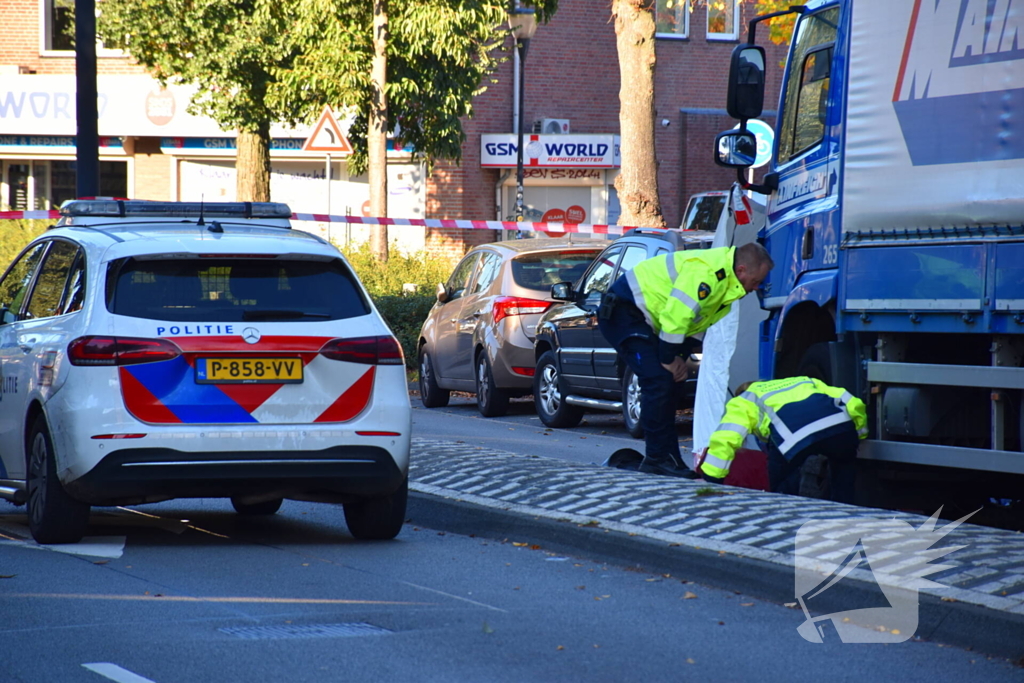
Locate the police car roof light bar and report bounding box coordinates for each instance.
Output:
[59,200,294,222]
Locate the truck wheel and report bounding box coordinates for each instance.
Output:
[231,497,283,515]
[419,348,450,408]
[533,351,584,428]
[26,414,90,544]
[621,368,644,439]
[343,478,408,540]
[475,353,510,417]
[798,455,831,500]
[797,342,834,385]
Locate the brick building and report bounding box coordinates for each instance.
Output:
[0,0,787,258]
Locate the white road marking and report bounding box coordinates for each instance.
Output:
[82,662,157,683]
[0,536,125,558]
[46,536,126,558]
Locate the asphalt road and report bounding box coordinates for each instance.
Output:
[1,499,1020,682]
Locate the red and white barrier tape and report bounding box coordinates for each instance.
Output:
[288,212,636,236]
[0,208,648,237]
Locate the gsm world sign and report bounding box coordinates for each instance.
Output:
[481,134,621,168]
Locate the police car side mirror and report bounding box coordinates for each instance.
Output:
[550,282,573,301]
[435,282,449,303]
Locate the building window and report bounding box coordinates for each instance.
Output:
[656,0,689,39]
[0,160,127,211]
[707,0,740,41]
[42,0,76,52]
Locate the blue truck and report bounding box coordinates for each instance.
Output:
[714,0,1024,506]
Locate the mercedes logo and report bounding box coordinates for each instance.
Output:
[241,327,261,344]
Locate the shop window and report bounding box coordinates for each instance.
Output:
[707,0,740,41]
[0,160,127,212]
[656,0,689,39]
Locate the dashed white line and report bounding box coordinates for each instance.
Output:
[82,662,156,683]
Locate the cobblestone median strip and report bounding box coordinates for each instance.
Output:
[409,438,1024,615]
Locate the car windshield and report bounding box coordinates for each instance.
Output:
[510,249,602,291]
[681,195,726,231]
[107,257,370,322]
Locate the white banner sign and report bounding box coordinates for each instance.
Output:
[481,134,620,168]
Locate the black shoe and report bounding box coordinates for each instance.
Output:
[638,456,697,479]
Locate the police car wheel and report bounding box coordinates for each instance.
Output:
[418,347,450,408]
[343,477,408,540]
[476,353,510,417]
[231,496,283,516]
[26,414,90,545]
[621,368,644,439]
[533,351,584,428]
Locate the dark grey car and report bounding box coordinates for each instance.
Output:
[417,238,605,417]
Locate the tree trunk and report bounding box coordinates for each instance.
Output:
[612,0,665,228]
[368,0,389,263]
[236,126,272,202]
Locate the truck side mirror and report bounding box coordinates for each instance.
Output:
[727,45,766,120]
[714,130,757,168]
[550,282,573,301]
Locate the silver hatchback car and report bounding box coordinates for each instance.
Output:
[417,238,605,417]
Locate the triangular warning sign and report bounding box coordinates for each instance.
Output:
[302,107,353,153]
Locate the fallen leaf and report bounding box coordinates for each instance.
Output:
[514,587,520,590]
[483,622,494,634]
[686,658,695,664]
[941,597,957,603]
[784,602,799,609]
[302,563,309,567]
[576,586,586,590]
[645,578,661,582]
[0,574,15,579]
[580,520,600,527]
[530,545,542,550]
[593,644,600,649]
[557,645,565,651]
[512,542,528,547]
[93,560,109,565]
[718,621,725,626]
[683,591,698,600]
[437,532,446,536]
[144,591,150,595]
[891,629,901,635]
[740,603,754,607]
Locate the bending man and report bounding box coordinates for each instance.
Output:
[698,376,868,503]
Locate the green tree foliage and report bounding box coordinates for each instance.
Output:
[96,0,303,201]
[753,0,797,46]
[274,0,559,178]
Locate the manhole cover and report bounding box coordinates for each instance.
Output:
[219,622,392,640]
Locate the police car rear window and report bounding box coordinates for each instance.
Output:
[511,249,602,290]
[106,257,370,322]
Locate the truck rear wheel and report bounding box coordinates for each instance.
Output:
[797,342,834,384]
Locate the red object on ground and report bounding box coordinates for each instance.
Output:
[723,448,770,492]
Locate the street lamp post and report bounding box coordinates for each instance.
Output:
[509,5,537,229]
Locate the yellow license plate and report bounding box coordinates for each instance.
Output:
[196,357,303,384]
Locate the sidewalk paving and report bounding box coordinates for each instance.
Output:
[408,437,1024,619]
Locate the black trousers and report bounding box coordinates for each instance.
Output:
[767,426,860,504]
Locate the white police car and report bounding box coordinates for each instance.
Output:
[0,200,411,543]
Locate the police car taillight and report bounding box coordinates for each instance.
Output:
[68,336,182,366]
[319,336,404,365]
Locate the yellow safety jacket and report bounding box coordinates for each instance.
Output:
[624,246,747,364]
[701,376,868,480]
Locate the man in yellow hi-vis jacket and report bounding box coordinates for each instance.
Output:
[597,242,773,478]
[697,376,868,503]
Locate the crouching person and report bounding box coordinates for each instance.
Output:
[697,377,867,504]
